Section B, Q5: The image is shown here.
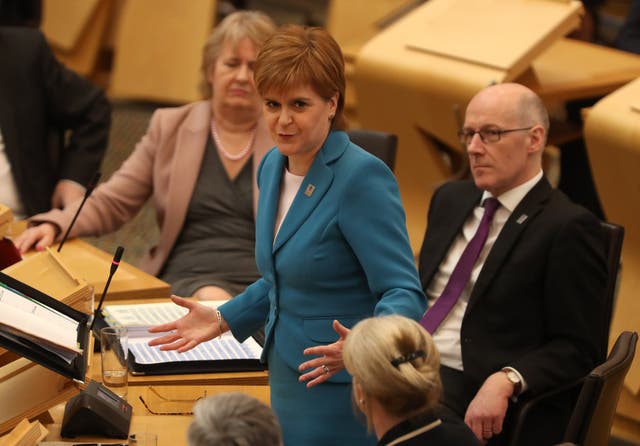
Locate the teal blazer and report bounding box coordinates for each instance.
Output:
[220,131,425,380]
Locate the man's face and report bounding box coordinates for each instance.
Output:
[462,88,539,197]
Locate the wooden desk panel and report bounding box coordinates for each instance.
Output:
[89,353,268,387]
[354,0,640,253]
[42,385,270,446]
[53,240,170,301]
[8,221,170,301]
[520,39,640,105]
[44,401,193,446]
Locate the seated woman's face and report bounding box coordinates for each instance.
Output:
[262,84,337,160]
[208,37,261,113]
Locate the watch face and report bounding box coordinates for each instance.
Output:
[504,369,522,396]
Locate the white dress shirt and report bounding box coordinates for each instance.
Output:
[428,171,544,384]
[274,168,304,240]
[0,128,26,219]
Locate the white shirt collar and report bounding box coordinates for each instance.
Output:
[481,170,543,213]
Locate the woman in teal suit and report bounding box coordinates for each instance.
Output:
[149,25,425,445]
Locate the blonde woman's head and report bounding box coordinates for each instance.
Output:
[343,315,441,430]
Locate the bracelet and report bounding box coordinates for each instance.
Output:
[215,309,223,339]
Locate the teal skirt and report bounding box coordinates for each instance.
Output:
[268,345,376,446]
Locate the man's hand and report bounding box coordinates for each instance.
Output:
[464,371,514,443]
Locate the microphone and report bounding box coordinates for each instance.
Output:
[89,245,124,335]
[57,171,101,252]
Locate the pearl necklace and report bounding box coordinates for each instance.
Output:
[210,118,256,161]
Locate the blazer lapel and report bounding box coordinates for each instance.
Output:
[421,186,481,288]
[162,102,210,250]
[467,178,553,311]
[256,151,285,262]
[272,132,346,253]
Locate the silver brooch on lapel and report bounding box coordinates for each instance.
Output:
[304,184,315,197]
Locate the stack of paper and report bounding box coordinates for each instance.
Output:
[0,282,82,364]
[102,301,262,368]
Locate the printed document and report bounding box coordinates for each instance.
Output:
[103,301,262,365]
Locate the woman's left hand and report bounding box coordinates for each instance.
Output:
[298,319,350,388]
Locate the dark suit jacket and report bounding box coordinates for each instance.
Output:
[0,27,110,216]
[419,178,607,410]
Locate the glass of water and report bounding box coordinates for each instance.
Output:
[100,326,128,399]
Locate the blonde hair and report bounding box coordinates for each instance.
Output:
[199,11,276,98]
[253,24,346,129]
[343,315,441,430]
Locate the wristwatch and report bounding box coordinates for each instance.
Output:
[502,368,523,396]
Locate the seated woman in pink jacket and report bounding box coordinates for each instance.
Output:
[14,11,276,301]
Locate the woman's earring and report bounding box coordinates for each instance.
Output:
[328,114,334,121]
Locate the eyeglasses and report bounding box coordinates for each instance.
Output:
[138,387,207,416]
[457,126,532,145]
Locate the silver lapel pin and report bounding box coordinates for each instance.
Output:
[516,214,528,224]
[304,184,315,197]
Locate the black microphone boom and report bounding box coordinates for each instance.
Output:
[89,245,124,333]
[57,171,101,252]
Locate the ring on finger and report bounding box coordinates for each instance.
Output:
[322,365,330,374]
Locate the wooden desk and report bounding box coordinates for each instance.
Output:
[519,38,640,105]
[89,353,269,388]
[7,220,169,301]
[36,345,269,446]
[14,238,171,301]
[44,401,193,446]
[353,0,640,253]
[583,77,640,443]
[53,239,170,301]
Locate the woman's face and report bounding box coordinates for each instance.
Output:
[208,37,260,113]
[263,84,337,175]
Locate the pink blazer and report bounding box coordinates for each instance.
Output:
[30,100,274,275]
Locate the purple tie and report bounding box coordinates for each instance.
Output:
[420,197,500,334]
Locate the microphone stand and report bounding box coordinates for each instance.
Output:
[58,171,101,252]
[89,246,124,344]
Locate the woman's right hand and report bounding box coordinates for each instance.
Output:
[148,295,220,352]
[13,223,59,254]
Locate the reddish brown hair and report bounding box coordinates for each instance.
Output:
[254,25,346,128]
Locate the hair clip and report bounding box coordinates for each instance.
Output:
[390,350,426,367]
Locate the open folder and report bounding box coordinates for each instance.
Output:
[99,301,265,375]
[0,272,91,382]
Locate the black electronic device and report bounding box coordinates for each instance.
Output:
[61,380,132,439]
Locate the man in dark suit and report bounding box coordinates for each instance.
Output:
[0,26,110,218]
[419,83,607,445]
